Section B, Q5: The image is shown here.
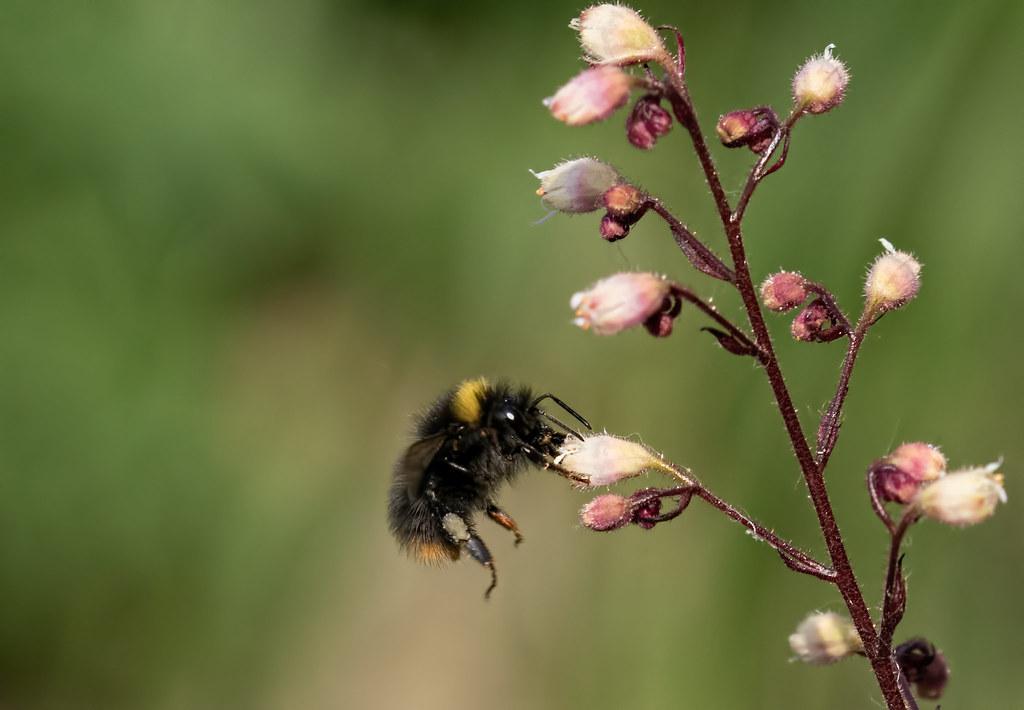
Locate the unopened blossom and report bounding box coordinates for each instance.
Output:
[792,44,850,114]
[532,158,621,213]
[875,442,947,504]
[555,434,666,487]
[915,463,1006,526]
[571,272,670,335]
[570,4,667,66]
[716,107,779,153]
[761,271,807,312]
[790,300,830,341]
[545,66,632,126]
[788,612,863,665]
[579,493,632,530]
[626,95,673,150]
[864,238,922,317]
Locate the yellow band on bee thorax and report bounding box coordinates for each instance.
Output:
[451,377,489,424]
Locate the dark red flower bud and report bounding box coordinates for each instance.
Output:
[790,299,830,342]
[716,107,779,154]
[626,95,673,150]
[599,214,629,241]
[603,183,646,218]
[896,638,950,700]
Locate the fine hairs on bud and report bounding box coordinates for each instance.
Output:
[792,43,850,114]
[788,612,863,665]
[570,4,667,66]
[545,66,633,126]
[555,434,669,487]
[914,463,1007,527]
[864,238,922,317]
[571,271,671,335]
[532,158,622,214]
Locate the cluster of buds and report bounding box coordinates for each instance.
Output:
[569,272,683,337]
[579,487,693,532]
[716,106,779,154]
[871,443,1007,526]
[788,612,863,665]
[626,95,673,150]
[760,272,843,342]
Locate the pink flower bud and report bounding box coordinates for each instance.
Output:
[545,66,633,126]
[788,612,863,665]
[570,4,667,67]
[716,107,779,153]
[915,463,1006,527]
[571,272,671,335]
[579,493,632,531]
[626,95,672,150]
[790,300,829,341]
[555,434,666,487]
[792,44,850,114]
[874,443,948,504]
[864,239,921,317]
[760,271,807,312]
[532,158,621,213]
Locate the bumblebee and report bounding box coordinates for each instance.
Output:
[387,377,590,597]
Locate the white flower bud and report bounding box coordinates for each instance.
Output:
[545,66,632,126]
[792,44,850,114]
[864,238,922,317]
[571,272,671,335]
[570,4,667,66]
[532,158,621,213]
[915,463,1006,527]
[555,434,666,487]
[788,612,863,665]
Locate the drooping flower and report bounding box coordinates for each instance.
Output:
[914,463,1006,526]
[570,4,667,66]
[532,158,621,214]
[788,612,863,665]
[545,65,633,126]
[571,272,671,335]
[555,434,667,487]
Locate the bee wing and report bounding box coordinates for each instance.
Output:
[395,434,447,500]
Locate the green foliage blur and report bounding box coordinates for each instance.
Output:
[1,0,1021,707]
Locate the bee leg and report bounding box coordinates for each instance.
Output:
[442,512,498,599]
[486,502,524,546]
[465,534,498,599]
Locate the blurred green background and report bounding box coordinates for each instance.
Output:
[1,0,1021,708]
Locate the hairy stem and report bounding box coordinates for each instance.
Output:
[660,67,911,709]
[670,284,760,355]
[817,317,869,469]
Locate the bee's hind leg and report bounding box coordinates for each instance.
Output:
[486,501,524,546]
[442,512,498,599]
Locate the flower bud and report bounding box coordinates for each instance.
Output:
[873,442,947,504]
[532,158,621,213]
[570,5,667,66]
[545,66,633,126]
[790,300,829,341]
[555,434,666,487]
[599,214,629,242]
[792,44,850,114]
[571,272,671,335]
[716,107,779,153]
[626,95,672,150]
[915,463,1006,527]
[864,239,921,317]
[896,638,950,701]
[760,271,807,312]
[603,183,645,218]
[788,612,863,665]
[579,493,632,531]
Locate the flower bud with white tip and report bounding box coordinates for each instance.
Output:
[788,612,863,665]
[545,66,633,126]
[571,272,671,335]
[792,44,850,115]
[533,158,622,214]
[761,271,808,312]
[914,463,1006,527]
[864,239,922,319]
[570,4,667,67]
[555,434,670,487]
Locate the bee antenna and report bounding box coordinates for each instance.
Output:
[529,393,592,430]
[540,411,585,440]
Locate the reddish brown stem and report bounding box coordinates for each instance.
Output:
[817,318,868,469]
[660,68,910,709]
[670,284,760,356]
